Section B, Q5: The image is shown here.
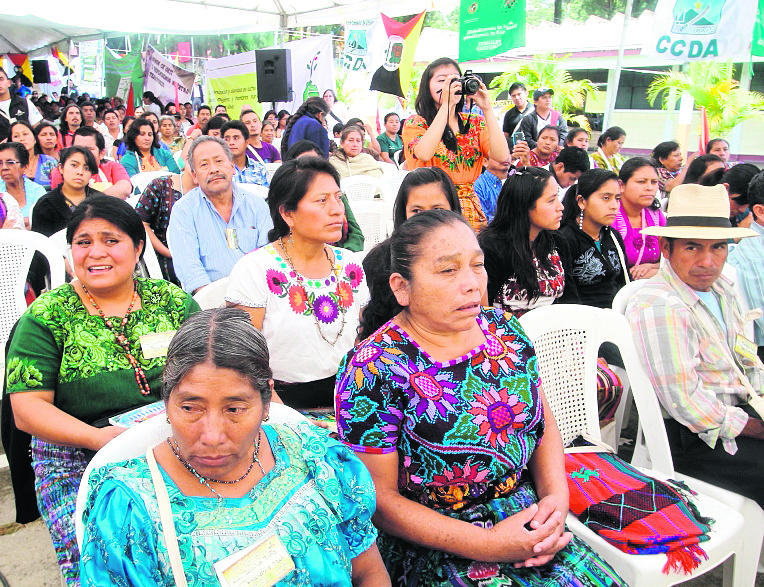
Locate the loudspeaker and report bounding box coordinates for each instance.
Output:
[32,60,50,84]
[255,49,292,103]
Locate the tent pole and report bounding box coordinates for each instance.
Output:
[603,0,633,130]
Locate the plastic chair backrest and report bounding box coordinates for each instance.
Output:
[380,170,408,204]
[131,171,172,196]
[137,235,164,280]
[74,403,308,548]
[192,276,231,310]
[518,305,674,476]
[264,162,281,184]
[340,176,383,202]
[0,231,66,360]
[611,280,649,314]
[48,228,72,268]
[349,200,391,251]
[235,183,269,199]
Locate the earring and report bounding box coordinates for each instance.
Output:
[166,416,170,424]
[263,414,270,422]
[578,209,584,230]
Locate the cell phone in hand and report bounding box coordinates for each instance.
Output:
[512,131,526,146]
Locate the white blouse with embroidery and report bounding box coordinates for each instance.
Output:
[225,243,369,382]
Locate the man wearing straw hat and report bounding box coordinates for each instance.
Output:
[626,183,764,506]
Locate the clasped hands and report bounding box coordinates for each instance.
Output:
[483,494,571,568]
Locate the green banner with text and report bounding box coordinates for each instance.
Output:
[753,0,764,56]
[458,0,526,62]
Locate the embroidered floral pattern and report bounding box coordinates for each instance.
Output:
[264,245,362,325]
[469,386,529,449]
[405,114,486,173]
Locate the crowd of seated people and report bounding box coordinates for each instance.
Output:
[3,56,764,587]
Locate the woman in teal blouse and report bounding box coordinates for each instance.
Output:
[80,308,389,587]
[120,117,181,178]
[6,195,199,585]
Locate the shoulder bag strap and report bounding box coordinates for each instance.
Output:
[146,446,189,587]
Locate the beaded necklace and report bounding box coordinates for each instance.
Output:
[81,280,151,396]
[167,434,265,500]
[279,237,347,345]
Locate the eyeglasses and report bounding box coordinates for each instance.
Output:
[0,160,20,168]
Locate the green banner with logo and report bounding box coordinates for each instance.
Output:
[753,0,764,56]
[458,0,526,62]
[104,47,143,108]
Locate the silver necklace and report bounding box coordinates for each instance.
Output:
[167,435,265,500]
[279,237,347,345]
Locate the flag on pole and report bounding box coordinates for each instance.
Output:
[369,11,426,98]
[752,0,764,56]
[698,106,710,153]
[6,54,33,87]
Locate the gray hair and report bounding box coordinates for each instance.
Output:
[187,135,233,173]
[162,308,272,404]
[159,115,177,129]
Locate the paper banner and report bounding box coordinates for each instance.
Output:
[144,45,194,108]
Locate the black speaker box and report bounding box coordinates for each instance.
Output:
[255,49,292,103]
[32,60,50,84]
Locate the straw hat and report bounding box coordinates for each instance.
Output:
[641,183,759,240]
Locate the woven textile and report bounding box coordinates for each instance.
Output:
[565,451,712,574]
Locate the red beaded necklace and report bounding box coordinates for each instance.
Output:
[81,280,152,396]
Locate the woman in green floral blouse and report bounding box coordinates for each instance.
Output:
[6,195,199,585]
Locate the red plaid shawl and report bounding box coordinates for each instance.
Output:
[565,452,711,574]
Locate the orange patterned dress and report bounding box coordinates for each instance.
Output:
[403,113,491,232]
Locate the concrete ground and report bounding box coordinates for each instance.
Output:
[0,433,759,586]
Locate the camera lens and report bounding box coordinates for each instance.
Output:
[464,78,481,95]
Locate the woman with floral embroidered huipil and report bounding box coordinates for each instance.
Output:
[403,58,509,233]
[226,156,368,409]
[336,210,626,587]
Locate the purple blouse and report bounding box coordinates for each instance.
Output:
[612,205,666,266]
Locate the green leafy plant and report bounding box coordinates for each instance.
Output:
[489,53,599,129]
[647,62,764,138]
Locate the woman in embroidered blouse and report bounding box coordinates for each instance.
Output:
[330,125,385,181]
[613,157,666,280]
[336,209,626,587]
[121,118,181,178]
[403,57,509,232]
[525,126,559,168]
[652,140,696,198]
[478,167,571,316]
[225,156,369,409]
[590,126,626,173]
[9,120,57,188]
[6,196,199,585]
[80,308,389,587]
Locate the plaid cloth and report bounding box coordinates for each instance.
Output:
[565,451,712,575]
[456,183,487,233]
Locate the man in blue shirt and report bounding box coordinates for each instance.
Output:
[168,136,273,294]
[221,120,267,186]
[473,155,512,223]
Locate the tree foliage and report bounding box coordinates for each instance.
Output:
[647,62,764,138]
[489,53,599,126]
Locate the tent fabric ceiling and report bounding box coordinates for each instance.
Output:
[1,0,441,53]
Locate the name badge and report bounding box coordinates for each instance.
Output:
[226,228,238,250]
[139,331,176,359]
[213,534,295,587]
[734,333,759,363]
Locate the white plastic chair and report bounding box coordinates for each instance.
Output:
[340,176,385,203]
[349,200,392,252]
[379,169,408,204]
[235,183,269,199]
[518,305,754,587]
[48,228,73,268]
[193,277,231,310]
[74,402,308,548]
[0,231,66,366]
[137,236,164,280]
[264,162,282,184]
[131,171,172,196]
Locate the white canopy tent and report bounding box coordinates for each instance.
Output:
[0,0,438,54]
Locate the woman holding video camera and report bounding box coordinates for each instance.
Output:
[403,57,509,232]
